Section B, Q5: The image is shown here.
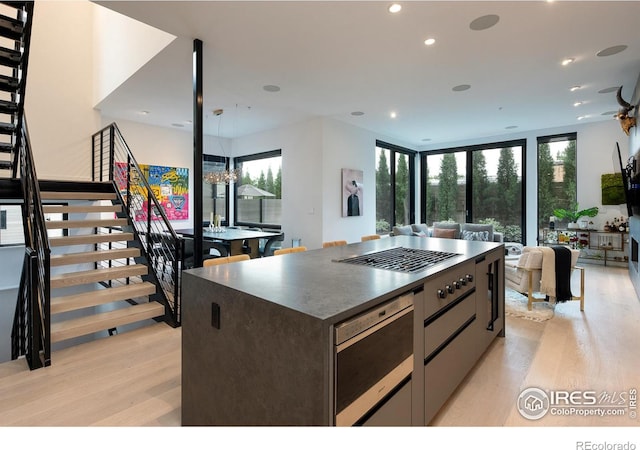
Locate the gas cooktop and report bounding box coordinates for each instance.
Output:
[334,247,459,274]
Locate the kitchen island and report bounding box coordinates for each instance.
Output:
[181,235,504,426]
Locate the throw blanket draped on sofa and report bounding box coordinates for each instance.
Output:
[553,246,573,302]
[539,246,573,302]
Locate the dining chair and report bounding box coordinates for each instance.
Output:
[361,234,381,242]
[260,233,285,257]
[203,254,251,267]
[273,246,307,255]
[322,240,347,248]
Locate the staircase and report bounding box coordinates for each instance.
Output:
[0,1,31,178]
[39,181,165,347]
[6,2,182,369]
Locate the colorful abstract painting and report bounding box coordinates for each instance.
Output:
[115,162,189,221]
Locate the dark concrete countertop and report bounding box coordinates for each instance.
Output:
[184,235,502,324]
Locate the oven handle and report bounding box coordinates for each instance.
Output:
[336,305,414,353]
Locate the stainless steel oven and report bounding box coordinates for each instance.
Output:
[334,291,415,426]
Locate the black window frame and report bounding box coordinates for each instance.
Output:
[375,140,416,231]
[233,149,282,229]
[536,132,577,236]
[420,138,527,243]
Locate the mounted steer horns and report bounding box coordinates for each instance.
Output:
[615,86,636,136]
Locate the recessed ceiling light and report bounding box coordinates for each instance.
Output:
[138,110,149,115]
[452,84,471,92]
[469,14,500,31]
[388,3,402,13]
[505,125,518,130]
[561,58,575,66]
[351,111,364,116]
[602,111,618,116]
[597,45,627,57]
[570,85,581,92]
[424,38,436,46]
[577,115,588,120]
[422,138,432,142]
[171,123,184,128]
[263,85,281,92]
[598,86,619,94]
[574,102,583,107]
[390,111,397,119]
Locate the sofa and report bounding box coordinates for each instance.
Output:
[391,222,504,243]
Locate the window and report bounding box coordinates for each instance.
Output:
[375,141,415,234]
[422,140,526,243]
[203,154,230,226]
[234,150,282,228]
[537,133,577,235]
[0,205,23,245]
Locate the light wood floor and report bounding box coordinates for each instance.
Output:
[0,264,638,427]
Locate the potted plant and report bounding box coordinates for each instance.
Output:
[553,205,599,229]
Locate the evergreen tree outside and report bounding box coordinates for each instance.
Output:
[537,142,555,230]
[472,151,490,220]
[496,148,520,225]
[257,170,267,190]
[425,166,435,224]
[274,167,282,198]
[265,167,275,195]
[376,149,392,230]
[560,140,577,211]
[395,154,409,225]
[241,170,252,186]
[438,153,458,221]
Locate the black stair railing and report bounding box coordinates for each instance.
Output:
[92,123,183,326]
[6,2,49,370]
[11,116,50,369]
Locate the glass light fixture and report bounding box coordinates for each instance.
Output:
[204,108,241,185]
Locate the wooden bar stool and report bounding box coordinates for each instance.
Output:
[322,240,347,248]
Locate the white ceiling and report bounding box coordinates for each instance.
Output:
[94,1,640,149]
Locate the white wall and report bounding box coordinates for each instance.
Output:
[93,5,175,106]
[232,118,324,250]
[322,119,384,244]
[26,1,101,180]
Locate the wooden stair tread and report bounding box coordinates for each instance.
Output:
[50,264,148,289]
[51,282,156,314]
[46,218,128,229]
[49,232,134,247]
[50,247,141,267]
[40,191,117,200]
[50,302,164,343]
[43,204,122,214]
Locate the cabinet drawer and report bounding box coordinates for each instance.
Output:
[424,320,478,424]
[424,292,475,359]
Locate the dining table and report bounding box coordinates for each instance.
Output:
[175,228,283,259]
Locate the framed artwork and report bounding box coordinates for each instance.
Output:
[115,162,189,221]
[342,168,363,217]
[601,173,625,205]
